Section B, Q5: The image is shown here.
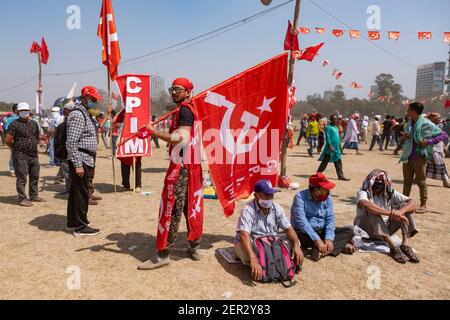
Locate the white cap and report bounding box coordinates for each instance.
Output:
[375,115,381,120]
[17,102,31,111]
[51,106,61,113]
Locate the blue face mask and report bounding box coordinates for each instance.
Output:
[87,101,97,109]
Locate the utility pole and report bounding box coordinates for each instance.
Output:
[280,0,301,178]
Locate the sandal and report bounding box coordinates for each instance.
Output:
[389,246,408,264]
[415,206,427,214]
[400,245,420,263]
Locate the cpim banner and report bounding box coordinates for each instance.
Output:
[115,74,151,158]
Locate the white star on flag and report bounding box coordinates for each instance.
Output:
[257,97,276,113]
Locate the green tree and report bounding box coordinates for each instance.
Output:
[373,73,404,104]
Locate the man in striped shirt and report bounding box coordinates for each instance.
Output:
[66,86,102,236]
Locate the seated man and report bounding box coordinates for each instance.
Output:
[291,172,355,261]
[234,179,304,281]
[355,169,420,264]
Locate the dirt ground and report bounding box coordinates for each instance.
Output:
[0,136,449,300]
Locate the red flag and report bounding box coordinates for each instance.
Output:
[97,0,121,80]
[323,60,330,67]
[368,31,381,40]
[349,30,360,39]
[444,32,450,43]
[335,72,343,80]
[445,99,450,108]
[332,29,344,37]
[315,27,326,34]
[418,32,432,40]
[350,82,363,89]
[298,42,324,62]
[299,27,310,34]
[30,41,41,54]
[40,37,49,65]
[388,31,400,41]
[194,53,289,217]
[284,20,299,51]
[115,74,152,158]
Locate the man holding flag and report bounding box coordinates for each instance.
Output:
[139,77,204,270]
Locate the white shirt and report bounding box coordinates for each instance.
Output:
[372,120,381,136]
[355,189,410,225]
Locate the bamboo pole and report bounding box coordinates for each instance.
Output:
[133,157,136,195]
[107,67,117,193]
[280,0,301,178]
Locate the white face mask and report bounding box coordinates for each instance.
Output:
[258,199,272,209]
[19,111,30,119]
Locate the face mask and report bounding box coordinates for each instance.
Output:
[373,182,385,193]
[317,194,329,202]
[19,111,30,119]
[258,199,272,209]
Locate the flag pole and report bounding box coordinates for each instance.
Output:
[280,0,301,179]
[133,157,136,196]
[107,67,117,193]
[37,52,43,124]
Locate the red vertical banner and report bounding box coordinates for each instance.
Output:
[115,74,151,158]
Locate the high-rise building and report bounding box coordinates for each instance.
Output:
[415,62,446,99]
[151,75,165,100]
[323,90,333,102]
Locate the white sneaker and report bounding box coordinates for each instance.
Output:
[138,255,170,270]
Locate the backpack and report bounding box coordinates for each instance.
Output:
[252,236,298,287]
[54,109,87,161]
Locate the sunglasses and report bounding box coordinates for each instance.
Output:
[168,87,185,95]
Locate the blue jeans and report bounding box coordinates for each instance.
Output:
[9,149,14,172]
[308,136,318,156]
[48,137,60,166]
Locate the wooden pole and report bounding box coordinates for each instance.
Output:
[37,53,42,124]
[107,68,117,193]
[133,157,136,195]
[280,0,301,178]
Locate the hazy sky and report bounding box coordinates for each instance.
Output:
[0,0,449,107]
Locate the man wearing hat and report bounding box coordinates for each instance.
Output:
[291,173,355,261]
[5,102,46,206]
[65,86,102,236]
[139,77,205,270]
[48,103,64,167]
[234,179,303,281]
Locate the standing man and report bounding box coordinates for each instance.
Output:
[4,104,19,176]
[369,115,383,151]
[381,115,393,151]
[48,105,64,167]
[296,114,308,145]
[5,103,46,207]
[400,102,447,213]
[66,86,102,236]
[343,113,362,155]
[139,77,203,270]
[306,113,319,157]
[317,114,350,181]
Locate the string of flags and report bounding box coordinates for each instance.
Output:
[297,26,449,43]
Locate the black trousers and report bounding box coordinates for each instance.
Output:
[296,227,354,257]
[121,158,142,188]
[13,157,40,201]
[67,162,93,229]
[317,152,344,178]
[369,135,382,151]
[381,133,391,150]
[317,132,325,153]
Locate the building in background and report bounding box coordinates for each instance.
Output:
[415,62,446,99]
[151,75,165,100]
[306,93,322,102]
[323,90,333,102]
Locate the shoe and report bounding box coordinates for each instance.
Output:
[73,226,100,237]
[89,198,98,205]
[53,179,64,185]
[138,255,170,270]
[135,187,142,193]
[31,196,46,203]
[187,247,201,261]
[389,246,408,264]
[338,176,351,181]
[19,199,33,207]
[10,171,15,177]
[311,248,321,262]
[91,195,103,201]
[415,206,427,214]
[443,180,450,188]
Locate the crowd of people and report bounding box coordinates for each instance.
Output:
[2,80,449,281]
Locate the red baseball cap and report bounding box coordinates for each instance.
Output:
[172,78,194,91]
[81,86,103,101]
[309,172,336,190]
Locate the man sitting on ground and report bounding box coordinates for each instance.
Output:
[234,179,304,281]
[291,173,355,261]
[355,169,420,264]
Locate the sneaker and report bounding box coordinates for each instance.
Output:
[89,198,98,206]
[187,247,201,261]
[19,199,33,207]
[91,195,103,201]
[138,255,170,270]
[31,196,46,203]
[66,224,91,232]
[73,226,100,237]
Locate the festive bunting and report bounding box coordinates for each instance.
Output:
[299,27,310,34]
[350,82,363,89]
[332,29,344,38]
[368,31,381,40]
[444,32,450,43]
[323,60,330,67]
[349,30,361,39]
[335,72,343,80]
[284,20,299,51]
[418,32,432,40]
[316,27,326,34]
[388,31,401,41]
[298,42,324,62]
